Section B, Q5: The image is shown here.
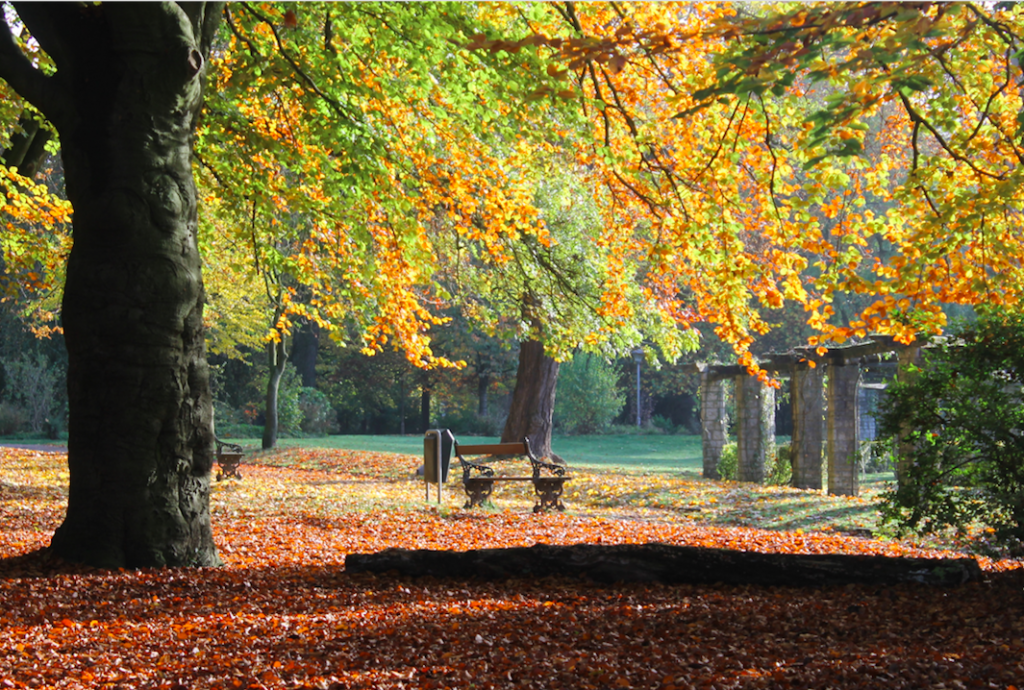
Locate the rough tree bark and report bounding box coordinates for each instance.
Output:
[501,340,559,459]
[0,3,223,568]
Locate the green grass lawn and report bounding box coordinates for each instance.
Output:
[244,433,708,472]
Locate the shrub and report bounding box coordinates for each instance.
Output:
[0,402,27,436]
[715,441,790,485]
[2,354,60,435]
[717,442,738,480]
[651,414,676,434]
[554,353,624,435]
[767,442,792,486]
[860,439,895,474]
[299,387,337,435]
[876,311,1024,555]
[276,364,304,436]
[434,406,504,436]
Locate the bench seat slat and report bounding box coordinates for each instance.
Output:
[465,476,540,482]
[457,443,527,456]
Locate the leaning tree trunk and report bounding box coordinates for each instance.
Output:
[0,3,224,568]
[501,340,559,459]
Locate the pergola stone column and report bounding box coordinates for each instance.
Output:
[735,374,775,483]
[827,361,861,496]
[790,364,824,490]
[700,369,728,479]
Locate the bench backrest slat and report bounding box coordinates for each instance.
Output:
[456,442,527,456]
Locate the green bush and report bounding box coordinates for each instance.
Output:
[2,354,61,435]
[554,353,625,435]
[714,441,790,485]
[860,439,895,474]
[877,312,1024,556]
[0,402,27,436]
[717,442,738,480]
[276,364,304,436]
[299,387,337,435]
[651,415,676,434]
[767,442,792,486]
[435,406,504,436]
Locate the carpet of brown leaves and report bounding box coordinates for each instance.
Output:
[1,447,1022,689]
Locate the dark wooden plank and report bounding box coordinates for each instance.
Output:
[457,443,527,456]
[465,476,537,482]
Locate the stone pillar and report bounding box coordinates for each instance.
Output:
[827,361,861,496]
[700,371,728,479]
[735,374,775,483]
[791,365,824,490]
[895,345,923,487]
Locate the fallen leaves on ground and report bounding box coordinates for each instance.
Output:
[1,446,1022,689]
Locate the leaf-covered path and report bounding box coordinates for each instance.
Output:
[1,447,1022,689]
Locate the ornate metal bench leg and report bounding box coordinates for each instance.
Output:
[464,478,494,509]
[216,451,244,481]
[532,478,566,513]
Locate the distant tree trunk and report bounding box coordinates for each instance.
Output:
[262,335,287,450]
[399,376,406,435]
[477,367,490,417]
[8,3,226,568]
[420,386,431,432]
[290,318,318,388]
[477,350,493,413]
[501,340,559,459]
[2,110,52,177]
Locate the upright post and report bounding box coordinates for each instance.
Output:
[700,368,728,479]
[422,429,454,504]
[791,364,825,490]
[827,362,861,496]
[735,373,775,483]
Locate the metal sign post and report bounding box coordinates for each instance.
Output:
[422,429,453,504]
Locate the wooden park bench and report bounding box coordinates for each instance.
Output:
[455,437,570,512]
[215,439,244,481]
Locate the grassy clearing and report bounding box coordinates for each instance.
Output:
[236,433,709,472]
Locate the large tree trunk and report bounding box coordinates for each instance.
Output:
[1,3,224,568]
[501,340,559,459]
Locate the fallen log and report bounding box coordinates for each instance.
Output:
[345,542,982,587]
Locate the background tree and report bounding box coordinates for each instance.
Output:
[876,311,1024,556]
[554,352,624,435]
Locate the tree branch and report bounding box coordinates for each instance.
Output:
[0,9,65,122]
[238,2,360,125]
